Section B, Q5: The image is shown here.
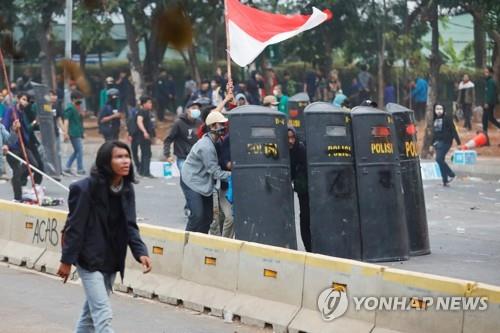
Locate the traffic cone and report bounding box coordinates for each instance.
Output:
[461,132,488,150]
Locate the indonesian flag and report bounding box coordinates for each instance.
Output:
[226,0,333,67]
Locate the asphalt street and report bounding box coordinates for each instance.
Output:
[0,141,499,286]
[0,263,268,333]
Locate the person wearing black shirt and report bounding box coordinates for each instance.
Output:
[432,104,461,186]
[98,88,122,142]
[136,96,156,177]
[288,126,311,252]
[58,141,152,332]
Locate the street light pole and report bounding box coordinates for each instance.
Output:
[64,0,73,107]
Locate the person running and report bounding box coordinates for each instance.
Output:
[432,104,461,187]
[58,140,152,332]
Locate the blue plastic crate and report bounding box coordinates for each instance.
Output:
[452,150,477,165]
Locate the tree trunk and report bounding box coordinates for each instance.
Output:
[473,15,486,69]
[38,18,55,89]
[488,33,500,85]
[421,1,441,159]
[188,45,201,83]
[122,9,144,100]
[143,5,168,95]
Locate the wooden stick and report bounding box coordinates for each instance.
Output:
[0,48,41,205]
[224,0,234,101]
[7,151,69,192]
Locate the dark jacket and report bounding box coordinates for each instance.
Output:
[2,105,31,150]
[61,177,148,279]
[485,76,497,105]
[216,135,231,190]
[432,113,461,146]
[163,113,200,159]
[98,104,121,138]
[289,129,308,194]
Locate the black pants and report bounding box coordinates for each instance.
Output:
[181,179,213,233]
[415,102,426,122]
[157,101,166,121]
[482,104,500,134]
[297,192,311,252]
[166,98,176,114]
[131,136,141,172]
[435,141,455,185]
[6,148,42,201]
[462,103,472,130]
[138,137,152,176]
[103,132,119,142]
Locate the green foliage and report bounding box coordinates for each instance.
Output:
[74,0,115,54]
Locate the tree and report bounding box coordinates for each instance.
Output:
[74,0,114,72]
[462,1,500,82]
[17,0,65,89]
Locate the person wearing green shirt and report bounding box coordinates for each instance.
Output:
[63,92,86,175]
[483,66,500,143]
[273,84,289,115]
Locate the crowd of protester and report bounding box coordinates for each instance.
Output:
[0,64,498,244]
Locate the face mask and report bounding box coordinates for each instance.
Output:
[211,126,226,137]
[191,109,201,119]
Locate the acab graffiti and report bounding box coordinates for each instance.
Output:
[27,216,60,247]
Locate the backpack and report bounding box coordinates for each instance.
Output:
[127,107,139,136]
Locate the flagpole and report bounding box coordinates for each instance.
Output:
[224,0,234,99]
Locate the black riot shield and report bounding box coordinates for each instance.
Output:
[351,106,409,262]
[287,92,310,142]
[386,103,430,256]
[305,102,361,259]
[32,83,61,176]
[229,105,297,249]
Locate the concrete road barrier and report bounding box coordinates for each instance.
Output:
[175,232,243,316]
[0,201,13,257]
[373,268,474,333]
[0,200,49,267]
[226,242,306,333]
[289,253,383,333]
[115,224,187,305]
[32,209,67,275]
[463,283,500,333]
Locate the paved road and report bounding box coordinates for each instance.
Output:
[0,263,269,333]
[0,141,499,285]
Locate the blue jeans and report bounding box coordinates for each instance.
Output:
[181,178,213,233]
[176,159,185,173]
[435,141,455,184]
[76,266,116,333]
[66,136,84,172]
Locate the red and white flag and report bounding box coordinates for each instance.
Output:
[226,0,332,67]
